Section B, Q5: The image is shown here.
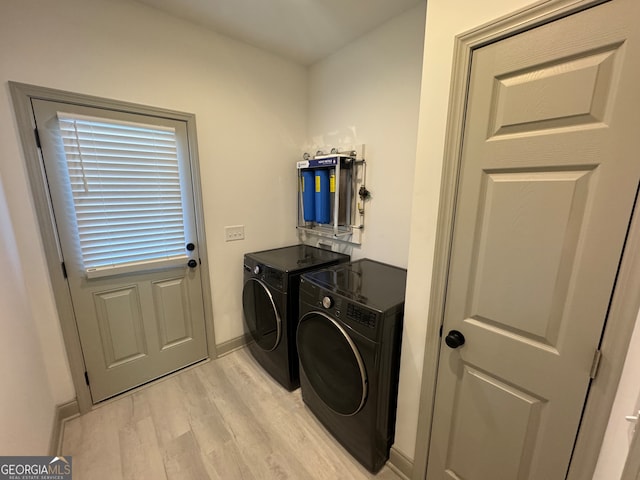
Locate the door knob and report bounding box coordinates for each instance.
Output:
[445,330,465,349]
[187,259,198,268]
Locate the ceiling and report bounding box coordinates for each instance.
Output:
[133,0,424,65]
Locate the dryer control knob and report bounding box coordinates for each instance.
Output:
[253,265,261,275]
[322,296,333,309]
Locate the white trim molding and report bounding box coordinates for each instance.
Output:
[49,399,80,456]
[389,446,413,480]
[216,334,251,358]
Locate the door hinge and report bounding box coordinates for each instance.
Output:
[590,349,602,379]
[34,128,41,149]
[61,261,67,279]
[84,371,90,386]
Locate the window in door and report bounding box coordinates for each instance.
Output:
[56,112,189,278]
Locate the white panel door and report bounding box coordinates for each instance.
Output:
[427,0,640,478]
[32,100,208,402]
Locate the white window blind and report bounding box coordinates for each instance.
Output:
[57,112,188,278]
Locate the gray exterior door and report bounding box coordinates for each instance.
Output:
[427,0,640,478]
[32,99,208,403]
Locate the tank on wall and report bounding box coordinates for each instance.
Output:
[297,148,366,245]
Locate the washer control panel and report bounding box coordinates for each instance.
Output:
[346,303,377,329]
[301,278,379,338]
[244,258,285,291]
[322,296,333,309]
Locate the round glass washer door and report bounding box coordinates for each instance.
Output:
[242,278,281,351]
[297,311,368,416]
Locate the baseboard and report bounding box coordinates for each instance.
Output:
[48,399,80,456]
[216,333,250,357]
[388,446,413,480]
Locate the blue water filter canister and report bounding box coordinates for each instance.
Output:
[301,170,316,222]
[315,169,331,224]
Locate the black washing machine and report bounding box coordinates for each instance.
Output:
[297,258,407,473]
[242,244,349,391]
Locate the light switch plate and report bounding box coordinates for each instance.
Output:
[225,225,245,242]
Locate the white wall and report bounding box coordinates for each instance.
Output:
[399,0,543,460]
[307,3,425,269]
[0,0,306,416]
[594,308,640,479]
[0,175,56,454]
[307,5,425,460]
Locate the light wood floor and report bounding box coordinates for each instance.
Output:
[61,347,402,479]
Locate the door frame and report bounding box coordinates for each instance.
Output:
[410,0,640,478]
[9,82,217,414]
[622,419,640,480]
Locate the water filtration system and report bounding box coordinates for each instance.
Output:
[315,168,330,224]
[301,170,315,222]
[297,147,368,245]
